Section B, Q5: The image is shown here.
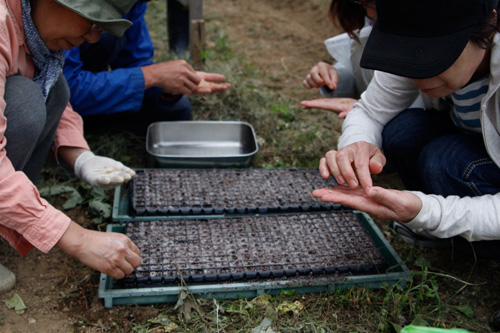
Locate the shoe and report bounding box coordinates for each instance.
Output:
[390,221,450,249]
[0,263,15,294]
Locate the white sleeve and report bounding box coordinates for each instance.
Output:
[406,191,500,241]
[338,71,421,149]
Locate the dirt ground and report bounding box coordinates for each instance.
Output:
[1,0,499,332]
[0,1,340,332]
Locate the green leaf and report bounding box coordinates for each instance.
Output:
[88,200,111,218]
[90,187,108,201]
[62,190,83,210]
[281,289,296,296]
[457,305,474,318]
[3,293,27,314]
[39,185,75,197]
[251,317,275,333]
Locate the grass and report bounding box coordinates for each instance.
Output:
[37,0,500,332]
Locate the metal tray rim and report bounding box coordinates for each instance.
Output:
[145,120,259,159]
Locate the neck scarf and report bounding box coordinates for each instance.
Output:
[21,0,65,99]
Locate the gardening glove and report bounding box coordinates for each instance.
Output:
[74,151,136,190]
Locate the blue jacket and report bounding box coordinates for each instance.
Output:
[63,1,154,116]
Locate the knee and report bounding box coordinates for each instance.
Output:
[4,76,46,134]
[5,76,45,111]
[417,136,470,195]
[47,74,70,113]
[382,109,422,156]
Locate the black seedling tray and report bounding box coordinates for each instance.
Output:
[117,210,389,288]
[126,168,339,217]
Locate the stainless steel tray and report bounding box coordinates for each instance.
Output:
[146,121,259,168]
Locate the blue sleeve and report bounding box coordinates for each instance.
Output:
[62,1,155,116]
[111,1,155,69]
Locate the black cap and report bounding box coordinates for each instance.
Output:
[360,0,499,79]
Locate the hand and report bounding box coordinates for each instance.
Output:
[56,221,141,279]
[302,61,338,90]
[319,142,385,191]
[142,60,201,95]
[190,71,231,94]
[300,97,358,119]
[74,151,136,190]
[312,185,423,222]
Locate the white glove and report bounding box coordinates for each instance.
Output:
[74,151,136,190]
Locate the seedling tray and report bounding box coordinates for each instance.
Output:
[113,168,339,220]
[99,211,411,308]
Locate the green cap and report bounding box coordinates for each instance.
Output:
[53,0,136,37]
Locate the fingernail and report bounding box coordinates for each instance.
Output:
[338,176,345,184]
[349,179,358,187]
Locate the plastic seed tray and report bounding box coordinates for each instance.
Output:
[114,168,339,220]
[99,211,411,308]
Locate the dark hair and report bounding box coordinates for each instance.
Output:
[470,4,500,49]
[328,0,367,42]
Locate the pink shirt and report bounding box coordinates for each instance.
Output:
[0,0,90,255]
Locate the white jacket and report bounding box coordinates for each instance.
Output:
[337,34,500,242]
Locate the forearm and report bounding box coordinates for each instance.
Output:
[407,191,500,241]
[58,146,89,171]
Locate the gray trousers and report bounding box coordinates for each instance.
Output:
[3,74,69,183]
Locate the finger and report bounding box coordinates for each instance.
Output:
[318,157,331,179]
[129,241,141,257]
[309,71,324,87]
[368,152,386,175]
[207,83,231,93]
[200,72,227,82]
[312,187,333,197]
[324,151,346,185]
[300,100,312,109]
[183,79,199,93]
[302,78,312,89]
[314,186,372,210]
[319,66,334,90]
[353,155,372,191]
[117,259,135,276]
[334,149,357,187]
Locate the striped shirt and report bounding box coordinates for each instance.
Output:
[450,75,489,133]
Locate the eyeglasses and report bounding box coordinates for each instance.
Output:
[348,0,376,9]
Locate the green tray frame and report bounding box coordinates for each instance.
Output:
[99,211,411,308]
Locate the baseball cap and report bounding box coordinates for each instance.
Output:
[54,0,136,37]
[360,0,499,79]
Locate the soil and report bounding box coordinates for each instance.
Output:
[122,211,387,286]
[131,168,338,215]
[0,0,499,332]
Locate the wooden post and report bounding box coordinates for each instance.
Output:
[190,19,205,70]
[189,0,203,21]
[189,0,204,69]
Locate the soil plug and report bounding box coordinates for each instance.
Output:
[3,293,27,314]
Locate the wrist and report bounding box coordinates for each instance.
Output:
[55,221,85,257]
[74,151,95,178]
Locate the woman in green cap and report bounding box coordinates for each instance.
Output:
[0,0,142,292]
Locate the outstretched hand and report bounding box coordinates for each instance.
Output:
[300,97,358,119]
[56,221,141,279]
[74,151,136,190]
[191,71,231,94]
[312,185,423,222]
